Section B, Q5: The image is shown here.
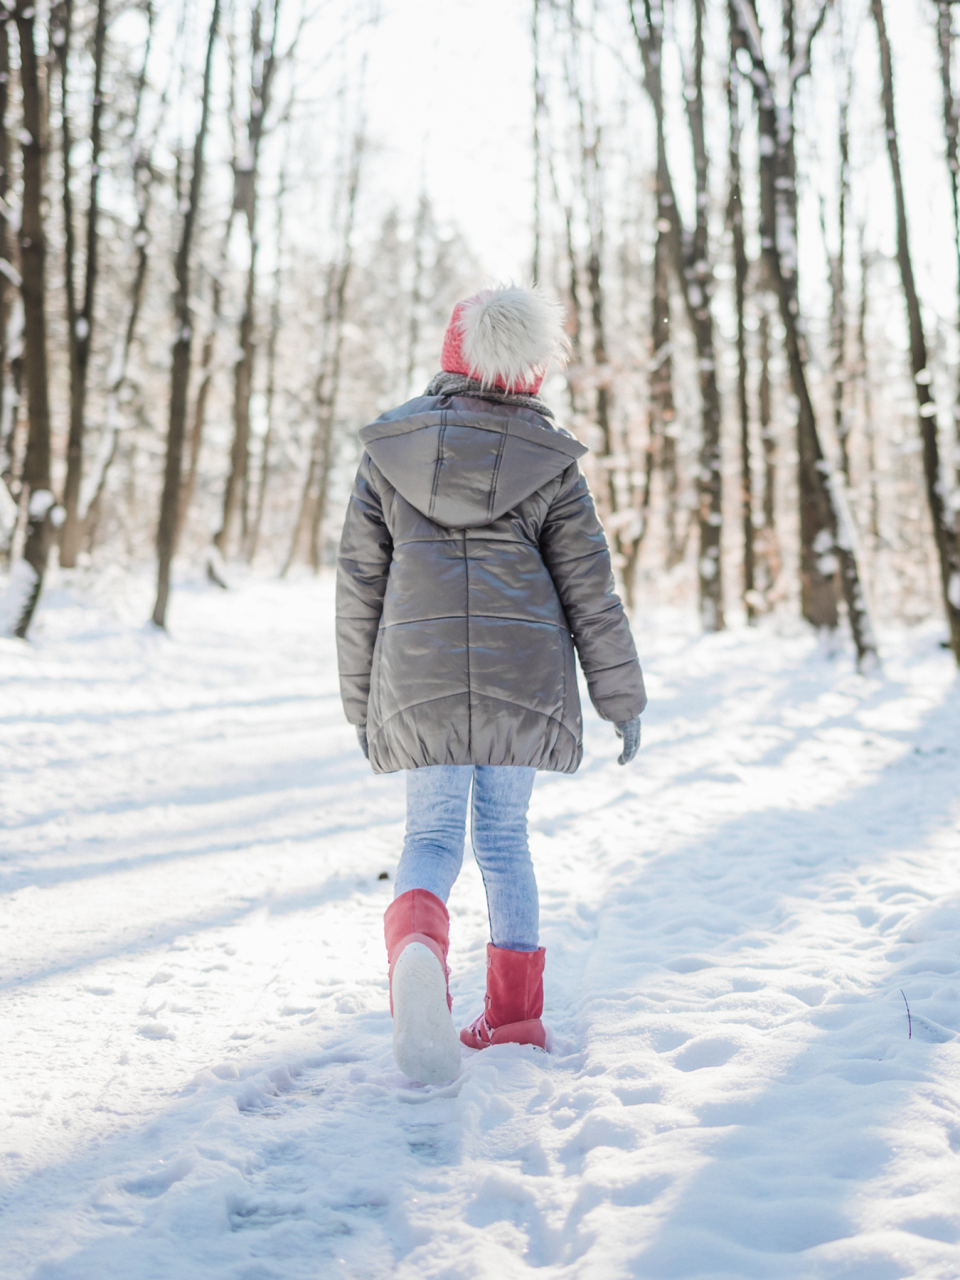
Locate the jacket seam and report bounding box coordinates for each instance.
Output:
[539,547,607,567]
[377,614,570,630]
[428,412,447,521]
[371,693,577,736]
[568,603,630,626]
[583,659,642,677]
[392,536,539,548]
[486,430,508,521]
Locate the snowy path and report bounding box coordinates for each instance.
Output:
[2,575,959,1280]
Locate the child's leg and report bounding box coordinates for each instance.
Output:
[470,765,538,950]
[460,765,544,1050]
[386,766,473,1085]
[394,765,474,902]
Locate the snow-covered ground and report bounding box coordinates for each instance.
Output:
[2,573,959,1280]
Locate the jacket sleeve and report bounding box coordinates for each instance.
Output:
[336,452,393,725]
[539,463,647,723]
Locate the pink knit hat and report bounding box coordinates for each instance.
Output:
[440,286,568,395]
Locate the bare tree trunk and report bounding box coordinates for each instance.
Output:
[283,131,362,575]
[755,303,781,598]
[728,32,755,622]
[734,0,838,626]
[308,357,343,570]
[554,176,586,424]
[568,18,647,609]
[152,0,220,629]
[81,2,157,546]
[565,6,629,559]
[247,259,280,562]
[820,9,853,489]
[780,0,839,628]
[180,235,235,562]
[585,187,620,547]
[0,17,11,486]
[179,275,220,553]
[731,0,877,667]
[546,127,586,426]
[631,0,724,630]
[213,0,281,561]
[872,0,960,662]
[685,0,723,630]
[82,157,153,545]
[0,308,25,570]
[640,220,675,576]
[655,238,681,570]
[184,339,215,540]
[246,147,288,563]
[181,22,242,567]
[405,191,428,398]
[831,72,851,483]
[57,0,106,568]
[6,7,53,638]
[856,231,880,548]
[305,279,355,573]
[936,1,960,526]
[532,0,544,285]
[0,17,20,566]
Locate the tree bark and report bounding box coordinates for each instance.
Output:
[727,33,755,621]
[755,303,781,598]
[532,0,543,285]
[213,0,281,561]
[0,17,22,570]
[0,19,12,493]
[564,6,630,563]
[685,0,724,630]
[831,67,851,483]
[784,0,839,627]
[8,6,53,638]
[872,0,960,661]
[640,217,677,575]
[284,131,361,575]
[404,192,428,400]
[180,224,236,562]
[81,1,157,547]
[856,232,880,548]
[245,164,286,564]
[936,1,960,529]
[57,0,106,568]
[630,0,724,630]
[552,164,586,425]
[732,0,878,668]
[734,0,838,627]
[152,0,220,629]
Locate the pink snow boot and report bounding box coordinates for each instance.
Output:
[460,944,547,1050]
[383,889,460,1084]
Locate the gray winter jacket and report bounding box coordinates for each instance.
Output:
[336,391,646,774]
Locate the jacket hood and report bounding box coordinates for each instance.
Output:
[359,393,588,529]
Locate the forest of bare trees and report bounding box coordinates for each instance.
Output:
[1,0,959,671]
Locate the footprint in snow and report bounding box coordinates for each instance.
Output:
[672,1036,739,1071]
[910,1015,958,1044]
[122,1156,192,1199]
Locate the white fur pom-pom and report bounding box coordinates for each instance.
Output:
[456,286,569,391]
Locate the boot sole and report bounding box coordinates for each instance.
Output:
[391,942,460,1085]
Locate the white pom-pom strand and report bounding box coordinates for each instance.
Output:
[456,285,569,391]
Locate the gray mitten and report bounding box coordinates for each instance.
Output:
[356,724,369,759]
[614,717,641,765]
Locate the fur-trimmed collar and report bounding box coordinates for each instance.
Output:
[424,371,554,419]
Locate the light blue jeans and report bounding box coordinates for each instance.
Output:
[394,765,539,952]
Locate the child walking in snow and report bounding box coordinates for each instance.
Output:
[336,286,646,1084]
